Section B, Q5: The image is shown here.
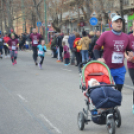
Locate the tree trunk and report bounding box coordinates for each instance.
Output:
[85,0,91,27]
[32,0,41,21]
[0,0,3,34]
[120,0,125,32]
[76,5,81,32]
[6,0,13,32]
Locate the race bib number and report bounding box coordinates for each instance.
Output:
[38,51,43,55]
[12,46,16,50]
[33,40,38,44]
[112,52,124,63]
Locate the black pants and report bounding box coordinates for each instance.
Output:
[75,52,82,65]
[4,45,8,56]
[39,56,44,65]
[128,68,134,104]
[65,58,70,64]
[60,46,63,61]
[0,48,3,55]
[32,46,38,62]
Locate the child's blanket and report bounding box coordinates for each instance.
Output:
[90,86,122,109]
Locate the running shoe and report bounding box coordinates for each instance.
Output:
[14,60,17,64]
[12,62,15,65]
[57,60,61,62]
[40,65,42,70]
[64,64,69,66]
[38,63,42,69]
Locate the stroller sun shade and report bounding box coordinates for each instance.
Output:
[82,61,113,88]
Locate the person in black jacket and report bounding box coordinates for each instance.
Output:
[89,31,101,59]
[19,33,26,50]
[51,34,57,58]
[56,33,63,62]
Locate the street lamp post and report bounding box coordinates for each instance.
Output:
[44,0,48,44]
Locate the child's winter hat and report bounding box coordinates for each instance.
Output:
[88,78,98,87]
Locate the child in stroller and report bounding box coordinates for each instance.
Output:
[84,78,121,113]
[78,61,122,134]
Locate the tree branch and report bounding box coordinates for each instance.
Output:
[37,0,43,7]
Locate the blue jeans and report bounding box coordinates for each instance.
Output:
[81,50,89,63]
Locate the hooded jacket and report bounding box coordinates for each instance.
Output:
[62,35,69,48]
[79,36,91,50]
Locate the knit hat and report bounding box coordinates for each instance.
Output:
[88,78,98,87]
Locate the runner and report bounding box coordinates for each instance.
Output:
[3,33,10,58]
[93,15,133,92]
[125,20,134,114]
[9,29,19,39]
[7,34,19,65]
[0,33,4,59]
[30,28,42,65]
[37,40,47,69]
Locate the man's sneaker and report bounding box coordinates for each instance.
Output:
[133,105,134,114]
[14,60,17,64]
[12,62,15,65]
[57,60,61,62]
[35,62,38,66]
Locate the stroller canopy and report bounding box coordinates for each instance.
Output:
[82,61,113,88]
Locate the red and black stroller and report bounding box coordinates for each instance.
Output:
[78,61,122,134]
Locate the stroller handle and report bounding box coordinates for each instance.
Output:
[88,84,116,91]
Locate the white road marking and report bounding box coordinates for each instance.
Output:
[17,94,28,102]
[61,68,72,72]
[39,114,62,134]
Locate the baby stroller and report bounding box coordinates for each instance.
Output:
[78,61,122,134]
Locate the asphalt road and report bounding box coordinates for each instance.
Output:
[0,51,134,134]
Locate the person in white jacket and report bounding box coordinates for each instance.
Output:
[62,34,69,49]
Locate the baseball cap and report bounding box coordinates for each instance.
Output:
[112,15,123,22]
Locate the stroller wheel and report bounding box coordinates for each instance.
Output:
[114,109,121,128]
[77,112,85,130]
[106,118,116,134]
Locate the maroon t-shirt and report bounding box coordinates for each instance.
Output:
[96,31,131,69]
[7,39,19,51]
[127,34,134,69]
[30,33,42,46]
